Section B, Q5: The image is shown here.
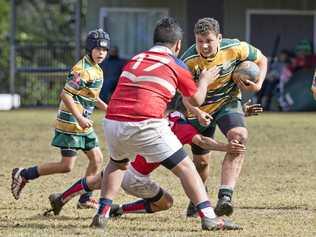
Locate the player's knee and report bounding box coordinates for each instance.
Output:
[162,193,174,210]
[88,150,103,168]
[227,128,248,144]
[193,155,209,170]
[60,164,73,173]
[154,193,173,211]
[90,156,103,170]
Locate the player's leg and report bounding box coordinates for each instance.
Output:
[11,148,77,200]
[168,154,240,230]
[143,120,240,230]
[214,101,247,216]
[90,158,128,228]
[186,125,216,217]
[90,118,132,229]
[48,173,102,215]
[77,144,103,209]
[110,166,173,216]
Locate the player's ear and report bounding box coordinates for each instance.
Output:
[218,34,222,41]
[175,39,182,56]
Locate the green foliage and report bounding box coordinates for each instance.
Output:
[0,0,87,93]
[16,0,80,43]
[0,0,10,92]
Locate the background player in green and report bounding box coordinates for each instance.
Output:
[11,29,109,209]
[181,18,268,217]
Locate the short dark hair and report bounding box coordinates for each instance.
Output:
[153,17,183,45]
[194,18,220,35]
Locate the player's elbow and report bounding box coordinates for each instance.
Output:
[258,55,268,69]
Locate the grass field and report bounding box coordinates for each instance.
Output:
[0,109,315,237]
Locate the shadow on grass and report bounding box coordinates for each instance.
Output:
[0,219,201,234]
[0,221,92,230]
[237,205,314,211]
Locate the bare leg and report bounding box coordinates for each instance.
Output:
[171,156,210,207]
[215,126,247,216]
[192,153,211,185]
[100,160,127,200]
[84,147,103,177]
[38,156,77,175]
[221,127,247,188]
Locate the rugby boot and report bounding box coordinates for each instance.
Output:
[109,204,123,217]
[49,193,64,215]
[90,214,108,229]
[201,217,242,230]
[11,168,28,200]
[214,195,234,216]
[77,196,98,209]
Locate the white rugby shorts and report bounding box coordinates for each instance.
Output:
[103,118,183,163]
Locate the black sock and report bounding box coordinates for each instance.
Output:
[218,187,233,200]
[20,166,39,180]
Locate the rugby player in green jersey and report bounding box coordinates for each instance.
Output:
[11,29,109,209]
[181,18,267,217]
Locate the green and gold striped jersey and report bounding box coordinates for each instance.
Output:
[181,38,263,115]
[54,55,103,135]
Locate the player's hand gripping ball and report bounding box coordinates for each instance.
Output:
[232,61,260,85]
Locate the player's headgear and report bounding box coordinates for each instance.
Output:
[86,28,110,53]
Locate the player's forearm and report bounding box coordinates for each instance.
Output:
[193,135,228,152]
[60,90,83,120]
[256,55,268,88]
[96,97,108,113]
[182,97,202,116]
[186,79,208,106]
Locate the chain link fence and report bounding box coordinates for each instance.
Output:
[15,43,79,107]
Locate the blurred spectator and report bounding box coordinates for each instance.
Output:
[257,50,293,111]
[100,46,127,103]
[312,70,316,100]
[290,39,315,72]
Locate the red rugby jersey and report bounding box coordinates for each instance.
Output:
[106,46,197,121]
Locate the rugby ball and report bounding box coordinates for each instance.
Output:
[232,61,260,84]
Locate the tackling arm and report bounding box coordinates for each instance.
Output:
[192,134,246,154]
[182,97,212,126]
[185,66,220,106]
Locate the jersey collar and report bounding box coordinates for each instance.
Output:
[149,45,175,56]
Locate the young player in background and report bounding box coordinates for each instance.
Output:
[11,29,109,209]
[180,17,268,217]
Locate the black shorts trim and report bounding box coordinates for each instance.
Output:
[61,148,77,157]
[217,112,245,136]
[161,148,187,170]
[110,157,129,163]
[145,188,164,203]
[191,125,216,155]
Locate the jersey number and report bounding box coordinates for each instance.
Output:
[131,53,170,72]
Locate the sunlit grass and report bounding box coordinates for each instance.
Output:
[0,109,315,236]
